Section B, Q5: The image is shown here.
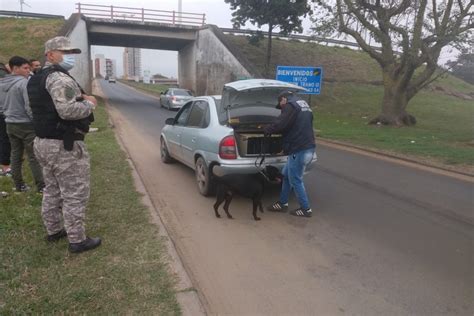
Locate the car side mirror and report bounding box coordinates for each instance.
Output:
[160,92,163,95]
[165,118,175,125]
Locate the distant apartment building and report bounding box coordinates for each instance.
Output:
[94,54,116,78]
[93,54,106,78]
[123,47,141,79]
[105,59,117,78]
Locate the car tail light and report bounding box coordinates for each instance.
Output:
[219,135,237,159]
[171,96,177,101]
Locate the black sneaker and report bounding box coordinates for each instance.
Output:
[290,208,312,218]
[267,201,289,212]
[46,229,67,242]
[69,237,102,254]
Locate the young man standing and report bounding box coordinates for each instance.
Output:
[265,91,316,218]
[29,59,42,76]
[2,56,44,192]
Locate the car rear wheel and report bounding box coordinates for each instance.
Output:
[160,138,173,163]
[195,156,214,196]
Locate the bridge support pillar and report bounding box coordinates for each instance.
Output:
[67,17,92,93]
[178,27,253,96]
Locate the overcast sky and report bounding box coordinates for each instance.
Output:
[1,0,457,77]
[1,0,322,78]
[1,0,240,77]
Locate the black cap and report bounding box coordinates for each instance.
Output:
[276,91,293,109]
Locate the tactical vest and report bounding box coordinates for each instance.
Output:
[27,65,93,145]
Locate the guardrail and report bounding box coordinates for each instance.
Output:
[219,28,384,52]
[0,10,64,19]
[76,3,205,26]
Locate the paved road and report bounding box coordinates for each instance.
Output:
[99,80,473,315]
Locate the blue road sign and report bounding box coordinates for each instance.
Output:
[276,66,323,95]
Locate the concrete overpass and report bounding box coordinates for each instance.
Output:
[59,11,258,95]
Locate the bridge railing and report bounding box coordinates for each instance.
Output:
[0,10,64,19]
[76,3,206,26]
[220,28,386,53]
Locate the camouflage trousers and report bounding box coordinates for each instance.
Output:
[34,137,90,243]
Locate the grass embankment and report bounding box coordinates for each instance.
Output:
[0,102,181,314]
[226,35,474,169]
[0,17,64,63]
[118,80,168,96]
[317,83,473,167]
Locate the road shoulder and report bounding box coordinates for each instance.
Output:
[93,80,206,316]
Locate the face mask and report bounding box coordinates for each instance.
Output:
[59,54,75,71]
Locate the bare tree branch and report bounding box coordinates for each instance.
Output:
[336,0,385,65]
[411,0,428,55]
[416,63,456,93]
[431,0,440,30]
[388,0,412,17]
[440,0,455,30]
[344,0,385,39]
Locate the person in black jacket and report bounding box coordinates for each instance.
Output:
[264,91,316,218]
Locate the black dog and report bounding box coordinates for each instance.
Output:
[212,165,282,221]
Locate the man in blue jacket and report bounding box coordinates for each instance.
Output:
[264,91,316,218]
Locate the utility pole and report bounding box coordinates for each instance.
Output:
[19,0,30,12]
[178,0,182,23]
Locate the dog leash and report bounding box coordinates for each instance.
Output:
[254,134,270,182]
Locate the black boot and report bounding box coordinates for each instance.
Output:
[69,237,102,254]
[46,228,67,242]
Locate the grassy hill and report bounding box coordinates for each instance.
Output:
[226,34,474,93]
[226,34,474,171]
[0,17,64,63]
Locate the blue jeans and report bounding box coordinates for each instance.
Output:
[280,147,315,210]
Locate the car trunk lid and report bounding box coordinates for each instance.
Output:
[220,79,306,157]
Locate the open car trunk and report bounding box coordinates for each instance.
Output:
[220,79,307,158]
[225,111,284,157]
[234,128,284,157]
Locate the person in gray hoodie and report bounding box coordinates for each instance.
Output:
[2,56,44,192]
[0,62,12,176]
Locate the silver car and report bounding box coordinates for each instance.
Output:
[160,88,194,110]
[160,79,314,196]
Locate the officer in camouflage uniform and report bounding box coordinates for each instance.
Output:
[28,36,101,253]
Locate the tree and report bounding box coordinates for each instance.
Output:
[225,0,312,76]
[311,0,473,126]
[448,49,474,84]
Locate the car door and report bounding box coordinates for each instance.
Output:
[166,101,193,161]
[180,100,210,167]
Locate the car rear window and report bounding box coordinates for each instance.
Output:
[173,89,192,96]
